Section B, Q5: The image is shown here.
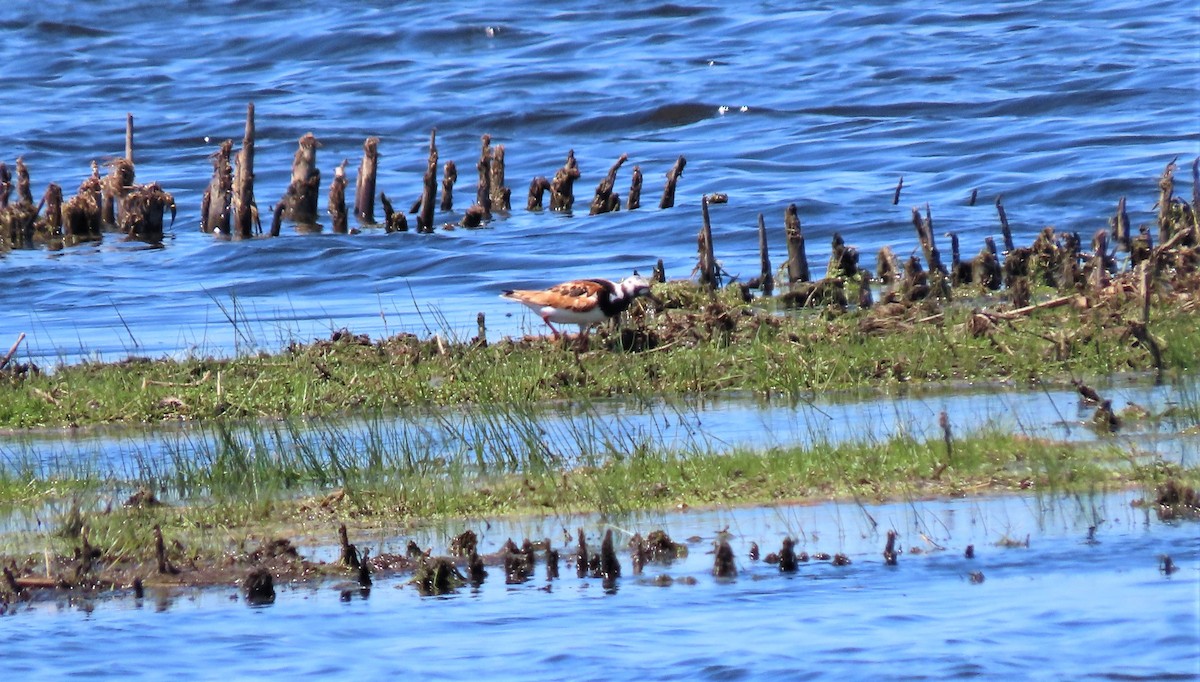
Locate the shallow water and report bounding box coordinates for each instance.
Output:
[3,378,1194,488]
[1,0,1197,364]
[4,491,1197,680]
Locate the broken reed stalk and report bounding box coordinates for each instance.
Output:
[575,529,588,578]
[996,194,1014,253]
[475,134,492,219]
[490,143,510,211]
[1192,157,1199,224]
[698,194,717,290]
[757,213,774,295]
[549,150,579,211]
[354,136,379,224]
[784,203,810,284]
[627,165,642,210]
[659,155,686,209]
[1112,196,1131,251]
[271,132,321,235]
[338,523,360,569]
[589,153,627,215]
[968,188,978,206]
[231,102,258,239]
[526,176,550,210]
[0,332,25,370]
[125,113,134,166]
[440,160,457,212]
[328,159,349,233]
[418,129,438,232]
[1157,157,1177,245]
[892,176,903,205]
[200,139,233,235]
[600,529,620,580]
[911,205,950,297]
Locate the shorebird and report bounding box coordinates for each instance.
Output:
[501,274,658,338]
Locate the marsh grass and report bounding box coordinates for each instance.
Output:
[2,387,1195,563]
[1,280,1197,429]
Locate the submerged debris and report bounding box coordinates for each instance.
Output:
[243,567,275,605]
[1153,480,1200,521]
[712,539,736,578]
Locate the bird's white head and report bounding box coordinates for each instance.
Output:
[617,273,657,302]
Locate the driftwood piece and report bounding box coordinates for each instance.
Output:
[200,139,233,235]
[328,159,349,234]
[231,103,259,239]
[659,155,686,209]
[784,203,810,284]
[549,150,579,211]
[589,153,627,215]
[354,136,379,224]
[627,165,643,210]
[440,160,457,212]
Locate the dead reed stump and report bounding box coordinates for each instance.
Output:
[354,136,380,224]
[231,103,259,238]
[659,155,686,209]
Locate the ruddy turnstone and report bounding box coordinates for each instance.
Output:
[501,274,658,338]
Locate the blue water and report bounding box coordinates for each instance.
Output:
[3,492,1198,680]
[1,2,1199,677]
[0,0,1197,364]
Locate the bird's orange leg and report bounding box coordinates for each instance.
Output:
[541,316,562,339]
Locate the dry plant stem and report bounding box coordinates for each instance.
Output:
[698,195,717,289]
[996,195,1014,253]
[0,332,25,370]
[354,136,379,224]
[659,155,686,209]
[784,203,810,284]
[757,213,774,295]
[231,102,258,239]
[418,129,438,232]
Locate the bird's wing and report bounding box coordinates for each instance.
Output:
[506,279,607,312]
